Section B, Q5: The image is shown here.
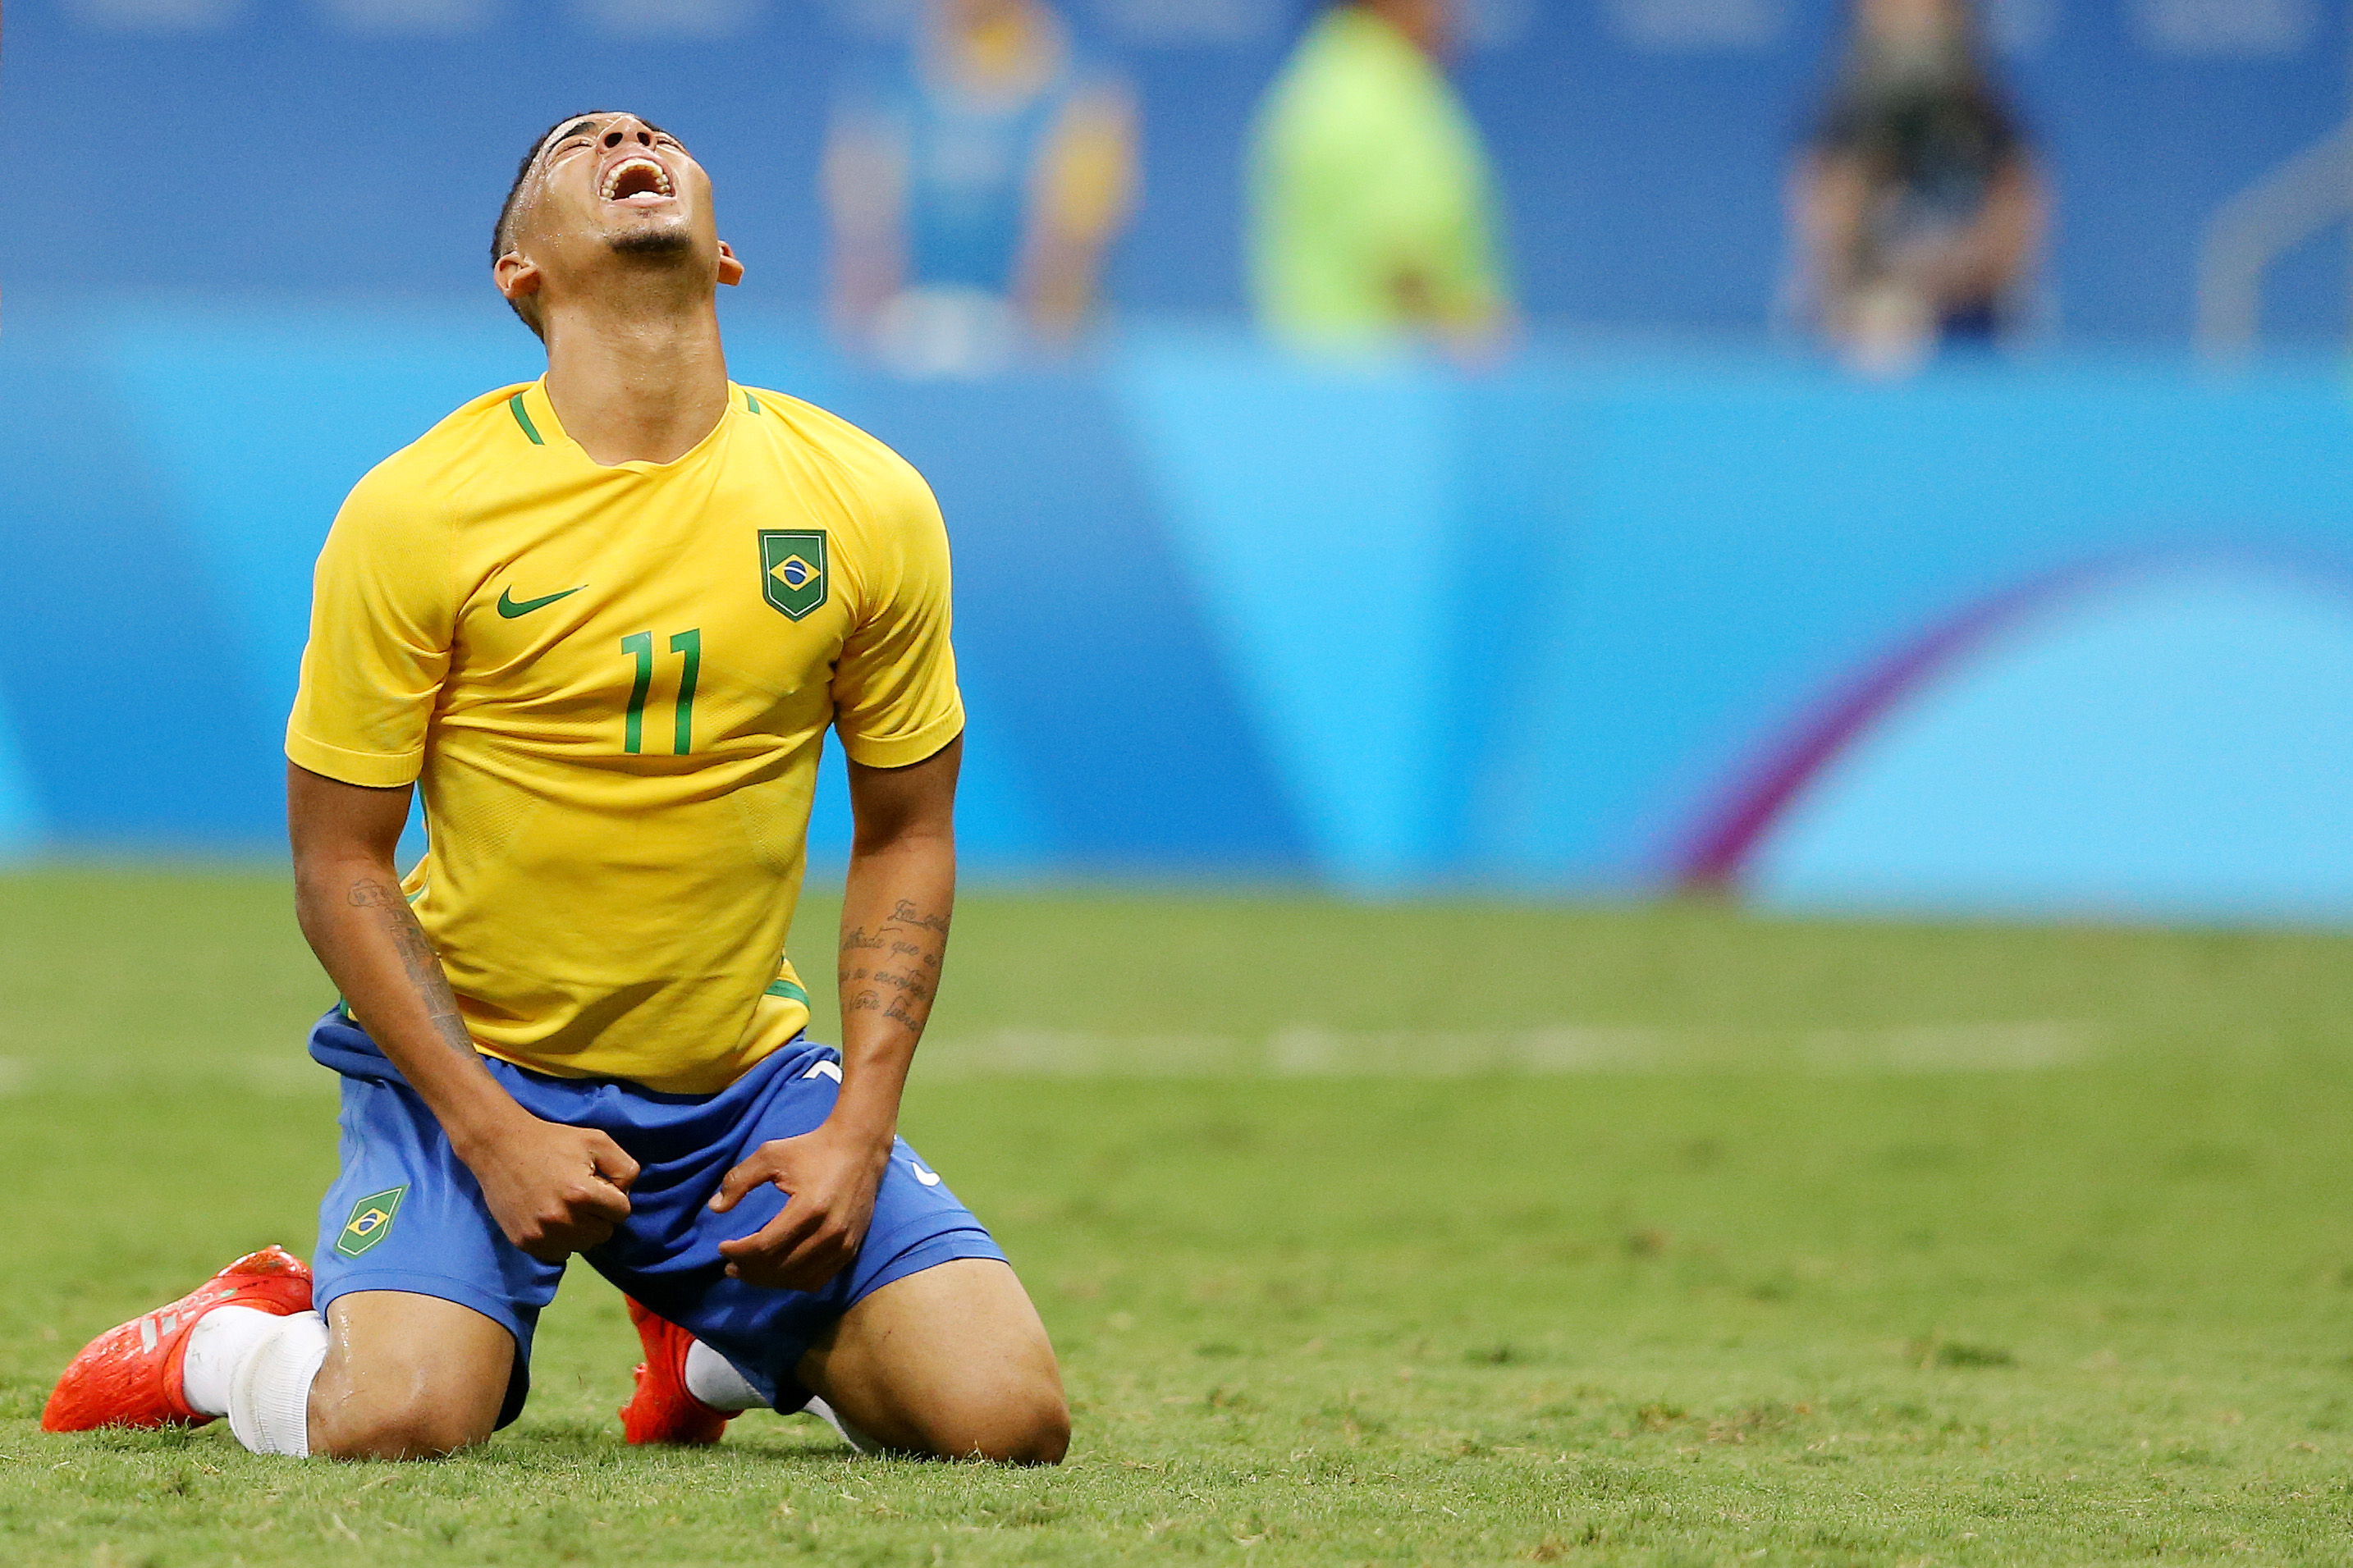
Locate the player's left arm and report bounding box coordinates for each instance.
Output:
[711,735,957,1291]
[714,447,964,1291]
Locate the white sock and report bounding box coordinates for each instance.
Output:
[181,1305,281,1419]
[225,1310,330,1457]
[803,1393,883,1456]
[682,1339,764,1412]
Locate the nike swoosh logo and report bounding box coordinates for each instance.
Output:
[909,1158,943,1188]
[496,585,585,619]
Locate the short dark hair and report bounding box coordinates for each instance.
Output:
[493,111,673,339]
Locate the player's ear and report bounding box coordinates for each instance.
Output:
[495,249,543,306]
[716,240,745,288]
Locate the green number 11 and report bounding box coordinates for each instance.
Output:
[622,628,702,755]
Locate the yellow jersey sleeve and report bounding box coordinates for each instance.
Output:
[285,455,456,789]
[831,456,965,769]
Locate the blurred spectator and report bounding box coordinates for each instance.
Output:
[1247,0,1512,359]
[1790,0,2046,376]
[825,0,1138,377]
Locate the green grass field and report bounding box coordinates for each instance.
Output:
[6,870,2353,1566]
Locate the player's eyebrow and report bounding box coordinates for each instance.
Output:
[539,116,677,168]
[546,118,605,153]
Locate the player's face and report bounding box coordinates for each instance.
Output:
[533,112,699,249]
[505,112,739,294]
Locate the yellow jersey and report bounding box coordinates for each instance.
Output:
[286,378,964,1094]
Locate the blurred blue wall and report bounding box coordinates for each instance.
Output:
[11,2,2353,919]
[1751,563,2353,921]
[7,302,2353,921]
[7,0,2353,341]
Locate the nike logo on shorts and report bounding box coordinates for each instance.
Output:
[908,1158,943,1187]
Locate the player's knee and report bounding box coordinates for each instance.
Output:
[309,1303,512,1461]
[314,1390,497,1461]
[1000,1386,1072,1465]
[935,1379,1070,1465]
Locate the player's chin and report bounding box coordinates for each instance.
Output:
[605,213,698,258]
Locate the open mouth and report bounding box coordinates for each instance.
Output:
[600,156,676,205]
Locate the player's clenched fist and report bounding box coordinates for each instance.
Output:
[463,1116,639,1263]
[710,1122,891,1291]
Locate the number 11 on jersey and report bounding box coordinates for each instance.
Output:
[622,629,702,755]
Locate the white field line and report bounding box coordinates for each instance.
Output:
[0,1023,2099,1092]
[915,1022,2099,1079]
[1800,1021,2090,1073]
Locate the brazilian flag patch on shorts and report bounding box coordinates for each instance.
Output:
[335,1186,408,1259]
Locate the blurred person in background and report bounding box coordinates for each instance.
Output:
[1247,0,1512,359]
[825,0,1138,377]
[1790,0,2045,376]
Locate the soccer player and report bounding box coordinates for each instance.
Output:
[43,112,1070,1465]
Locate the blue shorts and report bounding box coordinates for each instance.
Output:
[305,1010,1005,1428]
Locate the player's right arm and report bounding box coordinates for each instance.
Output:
[284,450,635,1264]
[287,767,635,1263]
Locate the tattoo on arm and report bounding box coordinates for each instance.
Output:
[850,985,920,1028]
[840,901,950,1041]
[885,900,950,935]
[867,966,932,997]
[347,878,474,1058]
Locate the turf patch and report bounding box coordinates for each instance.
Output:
[4,871,2352,1564]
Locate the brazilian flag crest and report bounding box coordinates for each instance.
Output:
[761,529,829,621]
[334,1186,407,1259]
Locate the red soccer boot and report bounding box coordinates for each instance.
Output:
[618,1296,732,1445]
[42,1246,314,1433]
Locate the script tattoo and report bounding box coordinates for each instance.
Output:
[348,878,474,1059]
[848,985,921,1029]
[840,900,951,1040]
[867,965,931,998]
[886,900,950,936]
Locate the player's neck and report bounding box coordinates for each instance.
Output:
[541,299,733,468]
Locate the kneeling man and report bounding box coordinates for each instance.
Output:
[44,110,1068,1464]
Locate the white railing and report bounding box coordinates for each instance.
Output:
[2195,117,2353,360]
